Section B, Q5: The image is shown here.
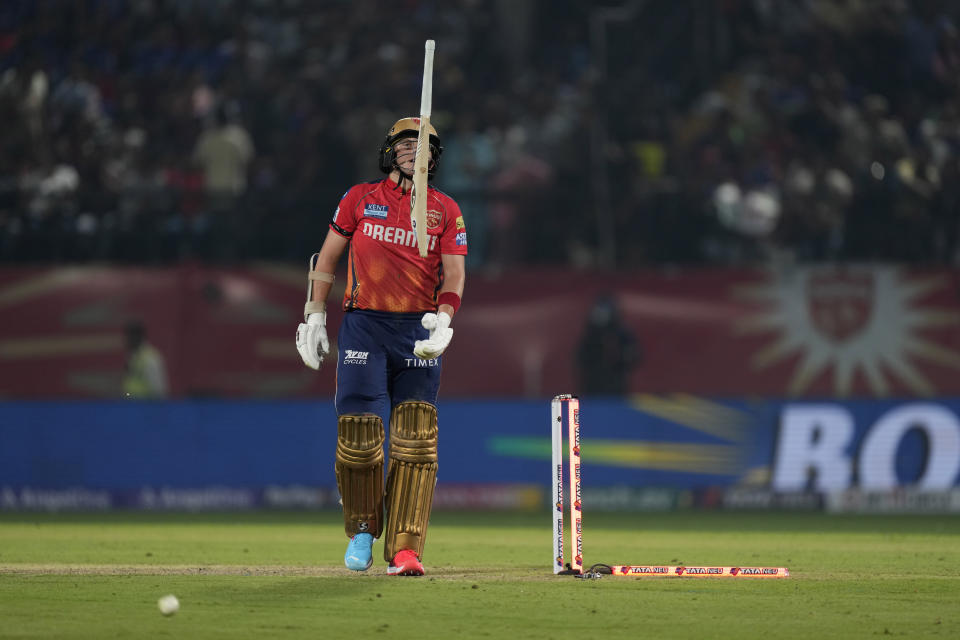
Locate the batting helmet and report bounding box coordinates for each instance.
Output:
[378,117,443,178]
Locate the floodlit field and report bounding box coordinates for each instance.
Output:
[0,510,958,639]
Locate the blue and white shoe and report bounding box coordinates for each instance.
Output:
[344,533,374,571]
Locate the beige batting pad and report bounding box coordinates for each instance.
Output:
[383,401,438,561]
[335,414,385,538]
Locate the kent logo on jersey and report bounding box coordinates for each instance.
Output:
[363,204,389,220]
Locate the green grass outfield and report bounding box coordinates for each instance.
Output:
[0,510,958,639]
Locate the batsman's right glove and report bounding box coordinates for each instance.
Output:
[296,312,330,370]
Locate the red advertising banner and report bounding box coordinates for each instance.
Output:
[1,265,958,399]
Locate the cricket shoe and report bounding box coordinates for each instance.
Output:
[344,533,374,571]
[387,549,424,576]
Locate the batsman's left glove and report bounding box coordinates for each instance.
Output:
[413,311,453,359]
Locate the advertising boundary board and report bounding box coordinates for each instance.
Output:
[1,397,958,510]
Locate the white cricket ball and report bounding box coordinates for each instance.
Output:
[157,594,180,616]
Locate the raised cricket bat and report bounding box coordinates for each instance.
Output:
[411,39,435,258]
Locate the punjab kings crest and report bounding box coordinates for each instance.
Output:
[805,268,875,343]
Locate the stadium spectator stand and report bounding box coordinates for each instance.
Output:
[0,0,957,269]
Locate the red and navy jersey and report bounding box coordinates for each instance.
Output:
[329,178,467,313]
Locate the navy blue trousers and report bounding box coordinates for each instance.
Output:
[335,310,442,421]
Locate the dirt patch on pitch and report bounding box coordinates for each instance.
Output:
[0,564,552,581]
[0,564,345,577]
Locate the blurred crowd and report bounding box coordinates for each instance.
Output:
[606,0,960,266]
[0,0,958,269]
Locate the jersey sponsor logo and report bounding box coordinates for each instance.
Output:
[363,204,389,220]
[426,209,442,229]
[343,349,369,365]
[361,221,438,251]
[455,216,465,230]
[455,231,467,246]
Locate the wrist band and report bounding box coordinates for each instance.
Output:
[304,301,326,317]
[437,291,461,314]
[304,253,335,320]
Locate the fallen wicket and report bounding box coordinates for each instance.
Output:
[550,394,789,578]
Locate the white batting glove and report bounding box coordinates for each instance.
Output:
[296,312,330,370]
[413,311,453,359]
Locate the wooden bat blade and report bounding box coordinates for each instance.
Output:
[411,116,431,258]
[411,40,435,259]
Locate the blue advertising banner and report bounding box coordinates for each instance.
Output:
[1,397,958,504]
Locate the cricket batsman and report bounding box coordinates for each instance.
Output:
[296,117,467,576]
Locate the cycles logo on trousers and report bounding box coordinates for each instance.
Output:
[343,350,369,365]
